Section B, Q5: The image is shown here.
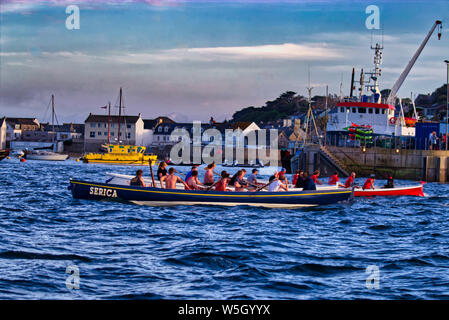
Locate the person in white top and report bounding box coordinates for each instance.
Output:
[267,172,288,192]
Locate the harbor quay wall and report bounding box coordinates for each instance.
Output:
[325,146,449,183]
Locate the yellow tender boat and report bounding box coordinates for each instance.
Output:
[82,145,157,165]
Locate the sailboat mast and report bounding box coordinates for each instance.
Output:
[107,102,111,144]
[118,87,122,144]
[51,94,55,143]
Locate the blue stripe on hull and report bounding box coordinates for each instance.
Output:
[69,180,352,206]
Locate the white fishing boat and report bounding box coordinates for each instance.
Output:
[327,21,442,141]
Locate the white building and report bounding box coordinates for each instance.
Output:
[84,113,145,152]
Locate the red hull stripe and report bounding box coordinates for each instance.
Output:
[336,102,395,110]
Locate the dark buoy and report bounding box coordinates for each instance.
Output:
[20,158,26,163]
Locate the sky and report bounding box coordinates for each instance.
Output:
[1,0,448,123]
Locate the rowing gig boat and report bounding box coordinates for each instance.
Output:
[68,179,353,208]
[353,183,425,197]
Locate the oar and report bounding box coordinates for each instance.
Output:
[174,169,186,178]
[254,178,278,192]
[205,180,220,191]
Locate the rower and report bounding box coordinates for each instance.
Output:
[302,172,317,191]
[247,168,259,191]
[294,170,305,189]
[162,167,190,190]
[363,174,376,190]
[292,170,301,186]
[130,170,146,187]
[229,168,246,186]
[278,168,289,186]
[184,165,198,182]
[311,170,323,185]
[215,171,231,191]
[328,171,339,185]
[203,162,216,186]
[186,170,204,190]
[234,170,249,191]
[267,172,288,192]
[384,173,395,189]
[344,172,356,188]
[157,161,168,181]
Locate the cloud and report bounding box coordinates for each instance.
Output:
[103,43,343,65]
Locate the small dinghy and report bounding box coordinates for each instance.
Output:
[68,179,353,208]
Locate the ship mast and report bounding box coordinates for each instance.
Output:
[51,94,55,145]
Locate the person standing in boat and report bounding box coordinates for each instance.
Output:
[302,172,317,191]
[215,171,231,191]
[328,171,339,185]
[186,170,204,190]
[203,162,216,186]
[363,174,376,190]
[311,170,323,185]
[162,167,190,189]
[344,172,357,188]
[130,169,146,187]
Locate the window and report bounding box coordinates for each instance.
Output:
[158,127,162,132]
[382,109,386,114]
[352,108,356,113]
[111,123,114,128]
[375,109,380,114]
[98,123,101,128]
[98,132,102,136]
[104,132,108,136]
[90,123,95,128]
[340,107,344,113]
[127,124,131,129]
[368,108,373,114]
[358,108,366,113]
[90,132,95,138]
[111,132,114,136]
[127,132,131,139]
[164,126,169,133]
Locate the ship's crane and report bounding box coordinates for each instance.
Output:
[386,20,442,105]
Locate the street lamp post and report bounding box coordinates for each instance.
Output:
[445,60,449,150]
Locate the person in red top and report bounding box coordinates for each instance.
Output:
[363,174,376,190]
[292,170,300,186]
[215,171,231,191]
[311,170,323,185]
[344,172,356,188]
[328,171,339,185]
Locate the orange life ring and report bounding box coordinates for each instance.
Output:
[389,117,396,125]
